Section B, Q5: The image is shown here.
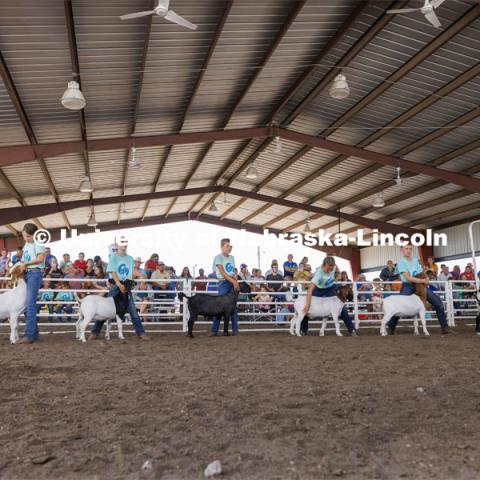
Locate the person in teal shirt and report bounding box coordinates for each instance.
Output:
[90,241,149,340]
[301,256,356,336]
[18,223,46,344]
[211,238,240,336]
[55,282,74,322]
[387,244,450,334]
[37,277,54,322]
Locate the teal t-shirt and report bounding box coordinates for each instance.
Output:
[107,254,135,281]
[56,291,74,302]
[39,291,54,302]
[213,254,235,279]
[311,267,336,289]
[397,256,422,283]
[22,241,45,270]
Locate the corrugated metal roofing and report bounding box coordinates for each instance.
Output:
[0,0,479,245]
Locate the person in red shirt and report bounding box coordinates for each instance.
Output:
[462,264,475,281]
[144,253,159,278]
[73,252,87,271]
[194,268,207,291]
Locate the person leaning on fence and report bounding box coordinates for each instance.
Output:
[18,223,46,344]
[211,238,240,336]
[300,256,357,336]
[386,244,450,335]
[89,240,149,341]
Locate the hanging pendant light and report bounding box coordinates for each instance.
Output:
[129,146,141,168]
[373,192,385,208]
[79,176,93,193]
[329,74,350,100]
[304,218,312,233]
[208,201,218,213]
[245,164,258,180]
[61,80,86,110]
[274,135,282,154]
[87,212,97,227]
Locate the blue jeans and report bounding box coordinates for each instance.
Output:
[387,283,448,330]
[91,284,145,336]
[37,303,54,322]
[211,280,239,335]
[301,285,355,334]
[56,305,73,322]
[25,269,43,341]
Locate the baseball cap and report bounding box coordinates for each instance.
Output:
[240,263,247,268]
[158,261,165,265]
[135,257,142,263]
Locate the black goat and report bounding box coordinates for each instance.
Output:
[178,289,239,337]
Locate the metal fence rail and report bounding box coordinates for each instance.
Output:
[0,277,478,333]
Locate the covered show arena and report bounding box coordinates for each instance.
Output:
[0,1,480,479]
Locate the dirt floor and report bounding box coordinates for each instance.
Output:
[0,325,479,480]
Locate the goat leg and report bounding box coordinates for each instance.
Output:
[187,313,196,338]
[223,312,230,336]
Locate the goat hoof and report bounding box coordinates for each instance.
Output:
[223,332,229,336]
[187,333,193,338]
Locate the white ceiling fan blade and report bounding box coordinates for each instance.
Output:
[165,10,198,30]
[120,10,155,20]
[424,9,442,27]
[431,0,447,8]
[386,7,422,14]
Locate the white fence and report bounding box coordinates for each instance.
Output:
[0,276,478,333]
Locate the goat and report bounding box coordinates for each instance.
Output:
[178,289,238,338]
[380,273,429,336]
[290,286,350,337]
[75,280,134,342]
[0,264,27,344]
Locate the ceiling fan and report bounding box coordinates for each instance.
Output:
[120,0,198,30]
[381,167,407,186]
[387,0,446,28]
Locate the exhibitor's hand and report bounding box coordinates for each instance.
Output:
[233,280,240,292]
[303,303,310,315]
[117,283,126,294]
[20,262,27,272]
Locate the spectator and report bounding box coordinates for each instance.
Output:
[303,264,313,281]
[73,252,87,271]
[64,264,83,294]
[371,278,384,317]
[45,257,63,288]
[44,247,56,269]
[293,263,310,290]
[426,256,438,276]
[11,247,22,265]
[144,253,159,278]
[84,259,96,278]
[253,268,265,281]
[283,254,298,278]
[451,265,461,280]
[266,263,284,293]
[254,286,273,313]
[89,265,108,296]
[340,271,350,283]
[437,264,451,282]
[55,282,74,322]
[37,276,54,322]
[207,271,218,292]
[462,264,475,281]
[178,266,192,290]
[194,268,208,292]
[93,255,107,271]
[151,261,171,301]
[300,256,308,266]
[60,253,72,273]
[0,248,9,287]
[265,260,283,277]
[238,263,252,282]
[380,260,398,283]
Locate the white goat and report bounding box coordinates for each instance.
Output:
[290,295,345,337]
[75,294,126,343]
[380,294,429,336]
[0,265,27,344]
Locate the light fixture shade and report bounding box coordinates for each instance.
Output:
[87,213,97,227]
[79,176,93,193]
[373,192,385,208]
[304,221,312,233]
[61,81,86,110]
[329,74,350,100]
[208,201,218,213]
[245,164,258,180]
[274,136,282,154]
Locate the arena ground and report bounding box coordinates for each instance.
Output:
[0,325,479,480]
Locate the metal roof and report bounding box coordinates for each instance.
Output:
[0,0,479,258]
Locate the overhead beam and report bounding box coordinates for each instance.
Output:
[0,127,271,167]
[0,185,422,238]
